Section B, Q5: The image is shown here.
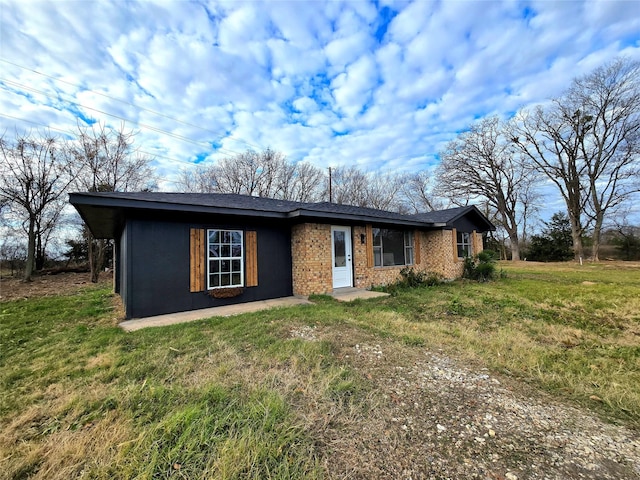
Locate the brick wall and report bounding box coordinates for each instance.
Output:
[420,230,463,279]
[291,223,333,295]
[291,223,483,295]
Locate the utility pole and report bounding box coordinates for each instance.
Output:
[328,167,332,203]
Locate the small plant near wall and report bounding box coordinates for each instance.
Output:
[399,267,443,287]
[463,250,501,282]
[382,267,443,295]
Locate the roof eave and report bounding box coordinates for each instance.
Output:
[289,208,437,228]
[69,193,291,219]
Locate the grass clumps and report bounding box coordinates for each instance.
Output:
[124,387,317,479]
[382,267,443,295]
[0,287,330,479]
[2,261,640,477]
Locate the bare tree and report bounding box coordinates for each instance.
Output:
[437,116,539,260]
[328,166,405,211]
[511,107,588,260]
[177,150,406,210]
[208,150,269,195]
[572,59,640,260]
[400,171,445,213]
[176,165,218,193]
[71,122,156,192]
[176,149,325,202]
[329,166,368,205]
[70,122,156,282]
[512,58,640,260]
[0,131,77,281]
[287,162,325,202]
[0,230,27,277]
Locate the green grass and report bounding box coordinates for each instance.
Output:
[1,261,639,478]
[0,289,331,479]
[358,261,640,423]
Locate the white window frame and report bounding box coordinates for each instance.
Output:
[207,229,244,289]
[404,231,414,265]
[457,231,472,258]
[373,228,415,267]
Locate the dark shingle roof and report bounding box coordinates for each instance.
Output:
[410,206,475,223]
[296,201,420,223]
[69,191,494,238]
[411,206,494,231]
[72,192,303,213]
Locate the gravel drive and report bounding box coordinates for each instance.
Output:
[312,331,640,480]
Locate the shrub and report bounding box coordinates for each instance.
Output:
[463,250,498,282]
[526,212,574,262]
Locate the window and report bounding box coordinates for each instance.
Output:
[373,228,414,267]
[208,229,243,289]
[457,231,472,258]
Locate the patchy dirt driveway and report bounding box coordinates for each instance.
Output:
[303,327,640,479]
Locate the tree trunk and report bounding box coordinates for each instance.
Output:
[23,217,36,282]
[87,230,103,283]
[35,230,45,271]
[509,234,521,261]
[568,214,584,261]
[89,238,107,283]
[500,209,521,261]
[591,212,604,261]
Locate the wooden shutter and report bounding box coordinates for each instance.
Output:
[366,224,374,268]
[245,231,258,287]
[190,228,205,292]
[414,230,421,265]
[452,228,458,261]
[472,230,477,255]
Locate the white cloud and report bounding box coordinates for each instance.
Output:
[331,54,378,117]
[0,0,639,220]
[293,96,318,113]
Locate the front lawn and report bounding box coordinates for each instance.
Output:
[1,261,638,478]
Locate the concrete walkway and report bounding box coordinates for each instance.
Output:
[329,287,390,302]
[119,288,389,332]
[120,297,312,332]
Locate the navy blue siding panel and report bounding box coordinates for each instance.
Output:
[124,217,292,319]
[119,225,129,313]
[113,238,120,294]
[452,217,479,233]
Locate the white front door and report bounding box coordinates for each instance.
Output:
[331,226,353,289]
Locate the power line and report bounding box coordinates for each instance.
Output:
[0,60,433,171]
[0,112,200,168]
[0,57,268,153]
[0,113,201,191]
[0,77,245,157]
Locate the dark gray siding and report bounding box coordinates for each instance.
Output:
[118,225,129,310]
[452,217,479,233]
[122,216,292,319]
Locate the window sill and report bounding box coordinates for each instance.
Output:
[373,264,413,270]
[207,287,244,298]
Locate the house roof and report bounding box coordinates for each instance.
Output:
[68,191,494,238]
[410,205,494,231]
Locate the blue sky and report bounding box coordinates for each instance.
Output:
[1,0,639,218]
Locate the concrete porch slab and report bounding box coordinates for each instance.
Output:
[119,296,313,332]
[329,287,390,302]
[119,288,388,332]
